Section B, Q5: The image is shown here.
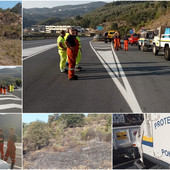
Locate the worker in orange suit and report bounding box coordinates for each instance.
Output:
[0,86,3,94]
[114,32,118,50]
[4,127,17,169]
[65,27,79,80]
[3,87,6,95]
[123,34,129,51]
[0,129,4,160]
[117,32,122,49]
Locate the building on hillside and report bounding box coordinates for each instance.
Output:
[28,25,86,34]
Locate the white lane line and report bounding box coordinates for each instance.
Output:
[23,43,57,61]
[0,104,22,110]
[7,164,22,169]
[0,98,21,101]
[97,50,119,77]
[90,41,142,113]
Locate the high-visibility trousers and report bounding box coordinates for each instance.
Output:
[0,88,3,94]
[67,48,78,79]
[124,40,128,51]
[0,143,4,159]
[117,38,121,48]
[114,39,118,50]
[4,88,6,95]
[58,50,67,71]
[4,146,16,164]
[76,49,81,67]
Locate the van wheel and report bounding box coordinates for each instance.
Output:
[164,46,170,60]
[153,45,158,55]
[131,43,133,46]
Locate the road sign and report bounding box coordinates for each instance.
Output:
[97,26,103,30]
[130,30,133,34]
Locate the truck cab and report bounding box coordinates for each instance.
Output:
[153,26,170,60]
[138,30,155,51]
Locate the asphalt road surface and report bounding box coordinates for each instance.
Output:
[4,142,22,169]
[0,89,22,113]
[23,38,170,113]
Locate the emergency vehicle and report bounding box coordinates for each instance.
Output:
[134,113,170,169]
[152,26,170,60]
[0,160,9,169]
[138,30,155,51]
[113,114,143,163]
[104,30,116,43]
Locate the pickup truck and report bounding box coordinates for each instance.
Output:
[138,30,154,51]
[129,33,140,46]
[152,26,170,60]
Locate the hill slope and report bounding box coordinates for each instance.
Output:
[23,1,106,28]
[65,1,170,34]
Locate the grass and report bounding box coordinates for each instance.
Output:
[0,38,21,65]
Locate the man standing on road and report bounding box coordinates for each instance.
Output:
[123,34,129,51]
[0,129,4,160]
[4,127,17,169]
[57,30,67,73]
[64,28,70,67]
[65,27,79,80]
[117,32,122,49]
[75,29,82,70]
[114,32,118,50]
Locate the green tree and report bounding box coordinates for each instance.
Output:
[24,121,50,151]
[60,114,85,128]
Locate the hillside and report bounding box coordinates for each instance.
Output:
[0,3,22,65]
[23,1,106,28]
[23,114,111,169]
[0,67,22,86]
[58,1,170,35]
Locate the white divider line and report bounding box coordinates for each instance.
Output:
[90,41,142,113]
[0,104,22,110]
[0,98,21,101]
[23,44,57,61]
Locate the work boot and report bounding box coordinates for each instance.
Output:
[11,163,14,169]
[60,69,68,74]
[68,75,78,80]
[75,66,81,71]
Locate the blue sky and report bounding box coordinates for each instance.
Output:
[23,113,88,123]
[0,1,21,9]
[23,0,113,8]
[23,113,54,123]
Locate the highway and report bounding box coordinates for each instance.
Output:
[23,38,170,113]
[0,89,22,113]
[4,142,22,169]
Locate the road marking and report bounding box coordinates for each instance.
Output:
[23,43,57,60]
[90,41,142,112]
[0,104,22,110]
[7,164,22,169]
[0,97,21,101]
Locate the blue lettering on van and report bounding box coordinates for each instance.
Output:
[154,116,170,129]
[162,149,170,157]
